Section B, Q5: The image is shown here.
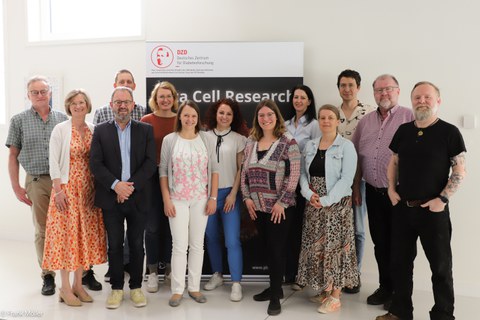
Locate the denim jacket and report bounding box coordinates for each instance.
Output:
[299,134,357,207]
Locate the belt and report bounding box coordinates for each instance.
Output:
[366,184,388,195]
[404,199,432,207]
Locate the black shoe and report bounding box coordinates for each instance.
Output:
[267,298,281,316]
[253,288,284,302]
[82,269,102,291]
[367,287,392,305]
[104,268,111,283]
[343,284,360,294]
[383,298,392,310]
[41,274,55,296]
[343,276,361,294]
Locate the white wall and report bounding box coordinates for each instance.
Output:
[1,0,478,297]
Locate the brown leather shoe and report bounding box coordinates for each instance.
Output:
[375,312,401,320]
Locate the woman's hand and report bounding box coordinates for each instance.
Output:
[270,203,285,224]
[206,198,217,215]
[54,189,68,212]
[309,193,322,209]
[224,193,236,213]
[245,199,257,220]
[164,199,176,218]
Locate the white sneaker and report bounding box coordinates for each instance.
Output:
[146,272,159,293]
[204,272,223,291]
[230,283,243,302]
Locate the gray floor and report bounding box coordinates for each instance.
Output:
[0,239,476,320]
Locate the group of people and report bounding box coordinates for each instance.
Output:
[6,69,465,320]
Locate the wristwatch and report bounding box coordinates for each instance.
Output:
[209,196,217,201]
[438,195,449,204]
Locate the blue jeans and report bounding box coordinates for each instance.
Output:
[353,180,367,272]
[205,187,243,281]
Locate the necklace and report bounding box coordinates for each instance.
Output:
[319,149,326,159]
[415,118,439,137]
[213,128,232,162]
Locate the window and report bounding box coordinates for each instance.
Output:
[27,0,143,43]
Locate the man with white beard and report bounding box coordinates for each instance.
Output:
[376,81,466,320]
[351,74,414,310]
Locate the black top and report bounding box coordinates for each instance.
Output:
[309,149,326,178]
[389,119,466,200]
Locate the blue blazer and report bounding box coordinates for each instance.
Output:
[90,119,157,210]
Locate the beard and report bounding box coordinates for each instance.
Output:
[414,105,438,121]
[378,98,393,110]
[114,109,131,123]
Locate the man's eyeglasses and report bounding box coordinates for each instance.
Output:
[113,100,133,107]
[29,89,50,96]
[374,86,398,94]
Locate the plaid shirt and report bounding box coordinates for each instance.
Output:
[5,107,68,175]
[93,103,146,124]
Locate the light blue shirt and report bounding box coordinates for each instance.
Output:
[111,120,132,190]
[299,134,357,207]
[285,115,321,152]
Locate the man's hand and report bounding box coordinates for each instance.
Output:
[13,185,32,206]
[387,188,401,206]
[114,181,134,201]
[421,198,446,213]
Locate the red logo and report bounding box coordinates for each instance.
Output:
[151,45,174,69]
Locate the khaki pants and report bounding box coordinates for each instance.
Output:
[25,174,55,278]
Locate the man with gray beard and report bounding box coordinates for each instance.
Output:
[351,74,414,310]
[376,82,466,320]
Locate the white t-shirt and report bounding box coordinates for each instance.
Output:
[206,129,247,189]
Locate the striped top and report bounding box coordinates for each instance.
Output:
[241,132,301,213]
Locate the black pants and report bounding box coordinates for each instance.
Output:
[365,183,393,292]
[255,207,293,298]
[145,173,172,267]
[389,202,455,320]
[284,190,305,282]
[103,200,147,290]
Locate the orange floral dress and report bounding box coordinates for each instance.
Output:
[43,127,107,271]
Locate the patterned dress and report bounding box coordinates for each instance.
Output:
[296,176,358,291]
[42,127,107,271]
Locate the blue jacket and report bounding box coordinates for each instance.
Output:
[299,134,357,207]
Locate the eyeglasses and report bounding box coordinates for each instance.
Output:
[157,95,173,100]
[113,100,133,107]
[374,86,398,94]
[29,89,49,96]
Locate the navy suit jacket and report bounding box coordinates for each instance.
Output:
[90,119,157,211]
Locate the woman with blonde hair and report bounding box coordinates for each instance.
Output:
[43,89,107,306]
[141,81,178,293]
[296,104,358,314]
